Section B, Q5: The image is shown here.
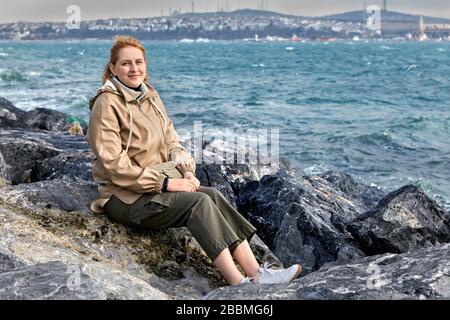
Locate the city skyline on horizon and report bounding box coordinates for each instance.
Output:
[0,0,449,23]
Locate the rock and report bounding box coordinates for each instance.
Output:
[0,97,26,117]
[0,97,26,129]
[204,244,450,300]
[318,171,386,209]
[34,150,95,182]
[195,156,301,210]
[0,108,17,121]
[0,151,6,183]
[0,128,89,151]
[0,261,107,300]
[349,185,450,255]
[196,164,238,207]
[0,249,27,273]
[0,133,60,184]
[0,129,91,184]
[237,171,366,274]
[1,178,98,212]
[22,107,68,132]
[0,201,189,299]
[0,97,87,134]
[147,266,217,299]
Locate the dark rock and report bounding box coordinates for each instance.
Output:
[195,159,297,209]
[0,129,91,184]
[33,150,95,182]
[204,244,450,300]
[0,97,26,117]
[1,98,87,134]
[196,164,239,207]
[0,250,28,273]
[0,261,107,300]
[0,134,60,184]
[0,129,88,151]
[22,108,68,132]
[318,171,386,209]
[6,177,99,213]
[349,185,450,255]
[237,171,366,274]
[0,97,27,129]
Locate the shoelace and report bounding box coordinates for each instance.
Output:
[260,262,276,274]
[262,262,274,269]
[257,262,279,279]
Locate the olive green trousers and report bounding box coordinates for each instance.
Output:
[104,186,257,261]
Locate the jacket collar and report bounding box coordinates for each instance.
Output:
[109,77,157,103]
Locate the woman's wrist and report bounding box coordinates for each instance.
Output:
[183,171,195,179]
[162,177,169,192]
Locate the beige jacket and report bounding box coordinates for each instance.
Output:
[86,77,196,213]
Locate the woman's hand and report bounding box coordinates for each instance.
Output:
[166,178,197,192]
[183,171,200,189]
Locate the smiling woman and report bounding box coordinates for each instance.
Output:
[109,48,146,89]
[102,37,148,89]
[86,35,302,287]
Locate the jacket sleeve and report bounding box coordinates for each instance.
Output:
[164,118,196,175]
[87,96,165,193]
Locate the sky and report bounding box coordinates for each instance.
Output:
[1,0,449,23]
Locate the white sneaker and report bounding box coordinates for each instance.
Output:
[253,262,302,284]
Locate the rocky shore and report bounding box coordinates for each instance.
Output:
[1,97,449,300]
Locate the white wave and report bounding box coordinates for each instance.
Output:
[28,71,41,76]
[405,64,417,73]
[195,38,210,43]
[303,164,330,176]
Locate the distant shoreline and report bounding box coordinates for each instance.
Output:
[1,9,450,42]
[1,38,450,43]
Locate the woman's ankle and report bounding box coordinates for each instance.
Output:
[230,275,246,286]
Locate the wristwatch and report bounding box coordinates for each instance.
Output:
[162,177,169,192]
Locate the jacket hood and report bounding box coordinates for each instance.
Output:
[89,79,120,111]
[88,77,158,110]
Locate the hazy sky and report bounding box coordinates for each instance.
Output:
[1,0,449,23]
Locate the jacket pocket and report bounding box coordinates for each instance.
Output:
[128,192,177,225]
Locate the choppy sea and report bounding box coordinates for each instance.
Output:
[1,40,449,209]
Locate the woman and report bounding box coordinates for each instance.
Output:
[86,36,301,286]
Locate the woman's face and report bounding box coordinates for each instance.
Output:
[110,46,147,88]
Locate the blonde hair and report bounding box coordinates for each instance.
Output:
[102,35,149,84]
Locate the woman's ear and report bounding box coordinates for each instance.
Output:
[109,63,116,77]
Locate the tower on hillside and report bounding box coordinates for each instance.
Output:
[418,15,427,41]
[383,0,387,11]
[363,0,367,23]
